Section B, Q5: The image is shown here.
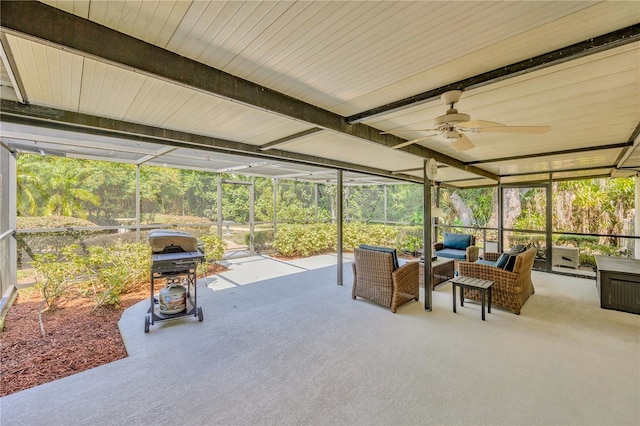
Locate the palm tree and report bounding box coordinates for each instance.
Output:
[41,158,100,219]
[16,154,44,216]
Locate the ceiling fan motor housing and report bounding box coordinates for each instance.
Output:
[433,109,471,128]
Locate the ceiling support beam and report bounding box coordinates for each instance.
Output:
[501,164,615,178]
[612,121,640,177]
[346,24,640,124]
[466,142,634,165]
[0,1,497,182]
[0,33,27,103]
[136,146,178,165]
[0,100,423,184]
[259,128,323,151]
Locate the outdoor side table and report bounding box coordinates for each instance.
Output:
[419,257,455,289]
[450,276,494,320]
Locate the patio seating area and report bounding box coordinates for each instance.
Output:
[1,254,638,425]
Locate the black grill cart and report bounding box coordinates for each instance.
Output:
[145,230,205,333]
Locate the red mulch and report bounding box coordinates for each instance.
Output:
[0,264,225,397]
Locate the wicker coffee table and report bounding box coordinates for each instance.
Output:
[419,257,455,289]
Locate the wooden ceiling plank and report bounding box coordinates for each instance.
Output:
[0,1,497,181]
[346,23,640,124]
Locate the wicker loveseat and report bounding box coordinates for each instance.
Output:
[457,247,536,315]
[434,232,479,262]
[352,246,419,313]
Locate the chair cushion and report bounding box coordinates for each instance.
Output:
[475,259,497,267]
[358,244,399,270]
[436,248,467,260]
[443,233,472,250]
[495,253,510,269]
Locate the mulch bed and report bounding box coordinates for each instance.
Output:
[0,264,225,397]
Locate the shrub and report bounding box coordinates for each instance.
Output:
[273,223,335,257]
[31,252,72,309]
[395,226,423,254]
[244,230,274,252]
[274,223,424,257]
[32,242,151,310]
[508,234,544,248]
[343,222,397,249]
[83,243,150,309]
[554,235,598,246]
[200,234,227,263]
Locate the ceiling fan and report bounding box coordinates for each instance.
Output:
[382,90,550,151]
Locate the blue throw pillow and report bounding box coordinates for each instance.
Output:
[443,233,471,250]
[504,254,518,272]
[495,253,510,269]
[359,244,399,270]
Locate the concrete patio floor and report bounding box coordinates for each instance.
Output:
[1,254,639,425]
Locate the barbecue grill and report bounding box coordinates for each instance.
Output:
[145,229,205,333]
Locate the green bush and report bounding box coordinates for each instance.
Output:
[395,226,423,254]
[273,223,335,257]
[508,234,544,248]
[82,243,150,309]
[32,243,150,309]
[274,223,426,257]
[554,235,598,246]
[200,234,227,264]
[342,222,397,249]
[244,230,274,252]
[31,251,72,309]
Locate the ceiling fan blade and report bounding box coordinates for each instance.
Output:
[391,135,436,149]
[380,128,434,135]
[477,125,551,134]
[458,120,505,129]
[452,134,474,151]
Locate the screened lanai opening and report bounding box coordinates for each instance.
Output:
[8,149,638,294]
[9,152,426,289]
[438,182,638,278]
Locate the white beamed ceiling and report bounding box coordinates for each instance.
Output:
[1,1,639,187]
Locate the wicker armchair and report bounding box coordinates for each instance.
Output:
[352,247,419,313]
[458,247,536,315]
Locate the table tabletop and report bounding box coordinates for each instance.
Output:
[450,276,493,289]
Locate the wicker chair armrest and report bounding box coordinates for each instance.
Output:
[392,261,419,295]
[466,246,479,262]
[483,252,501,262]
[458,261,518,288]
[433,242,444,251]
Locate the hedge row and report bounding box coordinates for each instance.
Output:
[272,223,423,257]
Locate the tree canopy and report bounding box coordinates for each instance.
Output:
[16,154,636,239]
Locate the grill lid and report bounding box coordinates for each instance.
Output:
[148,229,198,253]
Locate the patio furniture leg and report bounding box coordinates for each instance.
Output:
[452,283,457,313]
[488,287,492,314]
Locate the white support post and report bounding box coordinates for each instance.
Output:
[634,173,640,259]
[337,170,343,285]
[217,174,222,237]
[383,184,388,224]
[135,164,141,242]
[273,178,277,237]
[0,147,18,295]
[314,183,318,223]
[249,177,255,255]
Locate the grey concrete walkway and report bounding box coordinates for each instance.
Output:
[1,254,639,425]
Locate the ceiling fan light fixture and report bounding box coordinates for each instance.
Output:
[443,130,460,143]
